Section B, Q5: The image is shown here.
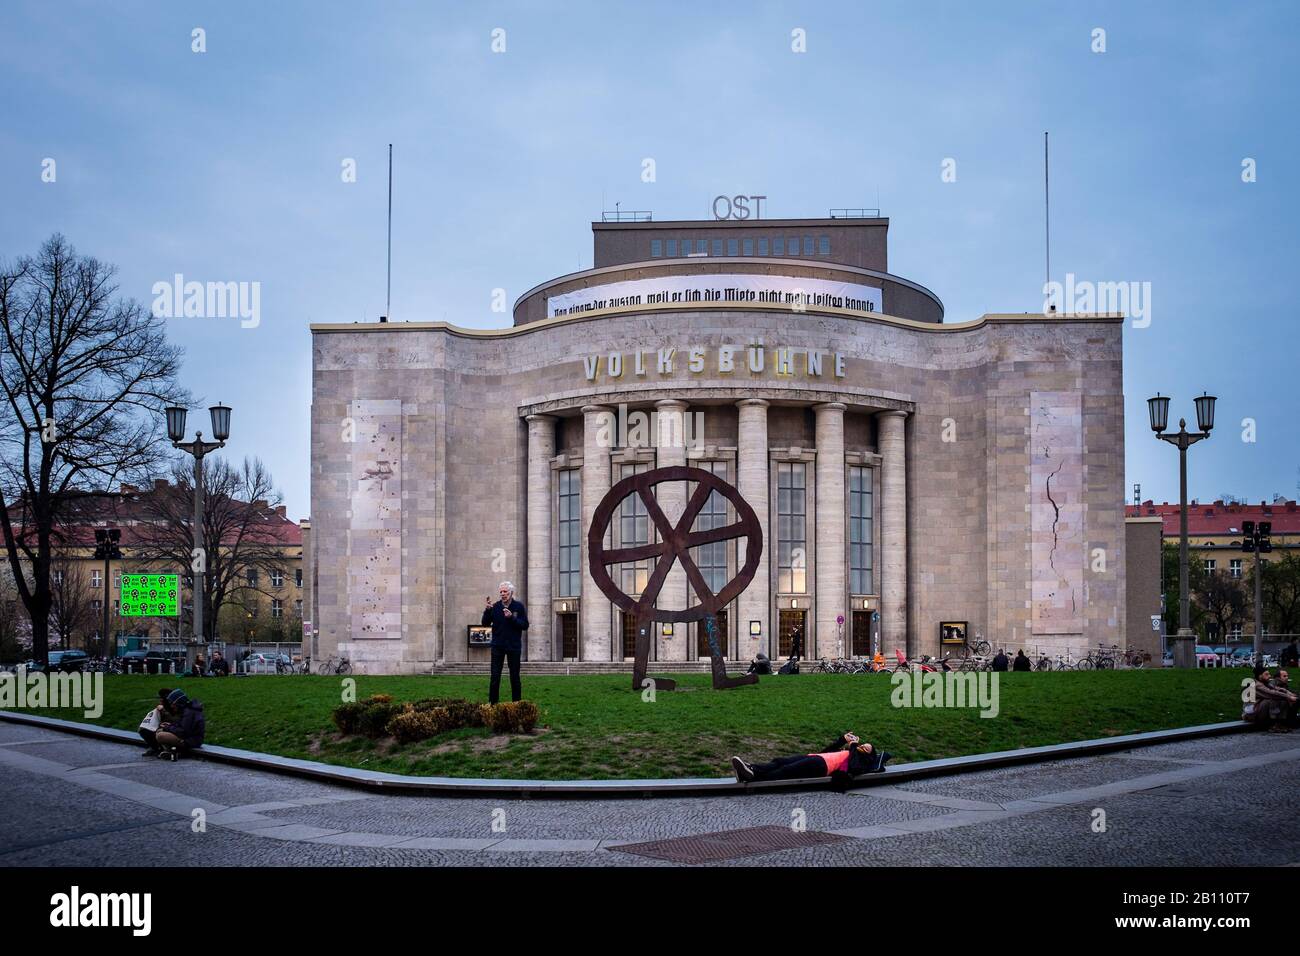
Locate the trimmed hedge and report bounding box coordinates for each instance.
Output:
[332,694,538,744]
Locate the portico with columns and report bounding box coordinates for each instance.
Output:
[517,387,913,665]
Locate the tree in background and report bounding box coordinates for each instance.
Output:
[0,569,24,662]
[1197,566,1248,642]
[48,551,98,652]
[1161,542,1207,635]
[0,235,185,665]
[127,456,290,643]
[1259,552,1300,637]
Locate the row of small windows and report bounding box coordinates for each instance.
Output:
[81,568,303,588]
[89,598,302,617]
[650,235,831,259]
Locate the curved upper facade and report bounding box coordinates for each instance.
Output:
[513,215,944,327]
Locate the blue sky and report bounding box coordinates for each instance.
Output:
[2,0,1297,519]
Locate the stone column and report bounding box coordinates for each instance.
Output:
[736,399,770,659]
[655,399,688,661]
[814,403,847,659]
[525,415,555,661]
[877,410,908,657]
[581,405,613,660]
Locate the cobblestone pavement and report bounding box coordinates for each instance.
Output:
[2,721,1297,866]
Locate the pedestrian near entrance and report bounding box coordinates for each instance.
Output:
[483,581,529,704]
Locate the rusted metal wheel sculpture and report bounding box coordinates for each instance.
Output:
[588,465,762,691]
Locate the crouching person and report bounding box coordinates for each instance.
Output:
[155,689,206,760]
[731,732,890,784]
[138,688,174,755]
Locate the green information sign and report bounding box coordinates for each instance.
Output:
[120,573,180,617]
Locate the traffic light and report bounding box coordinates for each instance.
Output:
[1258,521,1272,553]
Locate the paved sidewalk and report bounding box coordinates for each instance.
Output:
[2,721,1297,866]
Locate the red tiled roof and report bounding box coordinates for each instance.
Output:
[1125,500,1300,536]
[5,482,303,548]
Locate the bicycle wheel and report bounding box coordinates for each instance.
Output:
[338,661,352,675]
[1035,658,1051,672]
[1076,657,1094,670]
[972,639,991,656]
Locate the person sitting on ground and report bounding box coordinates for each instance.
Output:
[992,649,1009,672]
[1281,641,1299,668]
[155,689,206,759]
[731,732,891,784]
[746,652,772,676]
[1012,649,1032,672]
[871,650,886,672]
[208,650,229,676]
[1244,666,1297,732]
[1274,669,1298,727]
[191,652,206,677]
[139,688,174,755]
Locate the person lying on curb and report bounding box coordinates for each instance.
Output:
[731,732,891,785]
[155,689,206,760]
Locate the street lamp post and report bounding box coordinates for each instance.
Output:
[165,404,231,647]
[1147,392,1216,668]
[1240,519,1273,665]
[92,528,122,658]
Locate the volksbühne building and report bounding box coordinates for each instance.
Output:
[308,212,1127,673]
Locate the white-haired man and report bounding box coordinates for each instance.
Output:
[482,581,529,704]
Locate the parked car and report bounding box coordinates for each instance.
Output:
[1228,647,1256,666]
[46,650,90,672]
[1195,645,1221,668]
[118,650,181,674]
[240,652,293,673]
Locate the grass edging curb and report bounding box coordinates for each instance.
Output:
[0,708,1252,799]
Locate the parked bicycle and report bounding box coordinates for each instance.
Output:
[316,654,352,675]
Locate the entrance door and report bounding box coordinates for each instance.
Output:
[559,613,578,659]
[778,609,806,657]
[695,609,729,659]
[621,611,638,659]
[851,610,871,656]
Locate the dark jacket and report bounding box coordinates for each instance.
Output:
[481,600,529,651]
[992,652,1009,672]
[209,656,229,676]
[825,735,881,778]
[1012,652,1032,672]
[162,700,205,748]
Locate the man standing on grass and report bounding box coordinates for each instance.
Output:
[483,581,529,704]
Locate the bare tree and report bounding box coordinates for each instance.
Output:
[1260,553,1300,637]
[1197,569,1248,641]
[48,552,98,652]
[128,456,290,643]
[0,568,24,662]
[0,235,186,665]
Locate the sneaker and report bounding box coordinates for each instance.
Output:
[141,748,159,757]
[730,756,755,782]
[873,751,893,773]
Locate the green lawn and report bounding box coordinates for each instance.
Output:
[4,668,1248,780]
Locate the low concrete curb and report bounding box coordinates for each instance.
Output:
[0,709,1252,798]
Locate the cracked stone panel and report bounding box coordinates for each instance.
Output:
[348,399,403,640]
[1030,391,1083,639]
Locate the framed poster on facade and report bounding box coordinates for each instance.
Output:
[940,621,968,645]
[467,625,493,647]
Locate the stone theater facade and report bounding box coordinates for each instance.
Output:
[309,213,1126,673]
